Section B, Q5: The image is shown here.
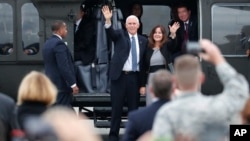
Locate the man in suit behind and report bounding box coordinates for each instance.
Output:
[177,4,198,42]
[171,3,198,61]
[74,2,96,65]
[122,69,172,141]
[102,6,148,141]
[42,20,79,107]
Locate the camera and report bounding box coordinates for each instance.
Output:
[186,41,204,54]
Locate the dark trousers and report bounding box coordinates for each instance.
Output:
[55,91,73,107]
[109,72,140,141]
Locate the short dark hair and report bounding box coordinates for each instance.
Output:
[151,69,172,99]
[80,0,98,18]
[129,1,143,18]
[80,2,91,12]
[51,20,65,32]
[176,3,191,11]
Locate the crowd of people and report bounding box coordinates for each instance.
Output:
[0,1,250,141]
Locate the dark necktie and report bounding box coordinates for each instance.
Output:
[181,23,189,53]
[184,22,189,41]
[74,23,77,32]
[75,23,79,33]
[131,36,137,71]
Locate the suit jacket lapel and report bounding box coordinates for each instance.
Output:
[125,31,131,49]
[188,21,192,36]
[138,35,144,60]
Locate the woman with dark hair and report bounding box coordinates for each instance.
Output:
[141,23,180,105]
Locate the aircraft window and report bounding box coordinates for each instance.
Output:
[212,4,250,55]
[21,3,40,55]
[141,6,171,36]
[0,3,13,56]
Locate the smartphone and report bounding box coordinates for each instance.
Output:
[186,41,204,54]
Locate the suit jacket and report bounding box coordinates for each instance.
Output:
[42,35,76,93]
[180,16,198,42]
[74,17,96,65]
[105,27,147,86]
[172,16,198,58]
[122,99,169,141]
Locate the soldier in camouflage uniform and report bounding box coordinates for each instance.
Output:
[152,39,249,141]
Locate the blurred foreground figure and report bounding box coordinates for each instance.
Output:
[0,92,15,141]
[16,71,57,129]
[42,106,102,141]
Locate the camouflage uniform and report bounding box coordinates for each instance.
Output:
[152,63,249,141]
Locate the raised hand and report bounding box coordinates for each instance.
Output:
[168,22,180,39]
[102,5,112,22]
[199,39,225,65]
[169,22,180,34]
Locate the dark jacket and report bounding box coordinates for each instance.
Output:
[143,38,178,85]
[74,17,96,65]
[0,93,15,141]
[176,16,198,54]
[105,27,148,86]
[180,16,198,42]
[42,35,76,93]
[145,38,178,70]
[122,99,169,141]
[17,101,47,129]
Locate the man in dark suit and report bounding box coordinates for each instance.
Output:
[102,6,148,141]
[171,4,198,62]
[177,4,198,52]
[42,20,79,107]
[122,70,172,141]
[74,2,96,65]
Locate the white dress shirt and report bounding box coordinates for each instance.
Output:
[184,20,189,30]
[123,33,140,71]
[75,18,82,32]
